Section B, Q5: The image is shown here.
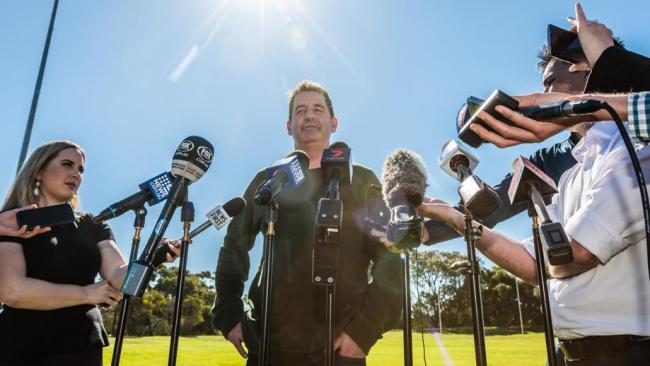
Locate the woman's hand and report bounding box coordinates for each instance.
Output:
[0,205,51,238]
[83,280,123,307]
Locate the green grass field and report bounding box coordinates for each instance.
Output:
[104,330,547,365]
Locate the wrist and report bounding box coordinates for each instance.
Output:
[447,207,465,234]
[586,43,614,68]
[80,285,91,304]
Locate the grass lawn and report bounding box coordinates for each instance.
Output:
[104,329,547,365]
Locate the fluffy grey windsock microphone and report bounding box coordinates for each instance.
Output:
[381,149,428,208]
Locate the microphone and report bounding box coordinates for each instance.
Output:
[521,99,604,121]
[381,149,428,249]
[508,156,573,265]
[93,172,174,223]
[150,197,246,267]
[457,90,520,148]
[439,140,500,220]
[312,142,352,285]
[254,151,309,205]
[322,141,352,189]
[121,136,214,297]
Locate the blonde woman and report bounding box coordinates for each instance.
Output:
[0,141,180,365]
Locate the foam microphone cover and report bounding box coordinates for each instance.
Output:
[381,149,428,208]
[171,136,214,182]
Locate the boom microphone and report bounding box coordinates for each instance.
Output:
[93,172,174,223]
[381,149,428,249]
[151,197,246,267]
[121,136,214,297]
[254,151,309,205]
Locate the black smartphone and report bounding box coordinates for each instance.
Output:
[457,90,520,148]
[16,203,76,230]
[548,24,585,64]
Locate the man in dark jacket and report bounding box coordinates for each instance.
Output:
[212,80,401,366]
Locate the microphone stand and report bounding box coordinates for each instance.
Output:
[455,165,487,366]
[401,250,413,366]
[525,183,558,366]
[259,201,279,366]
[168,200,194,366]
[313,178,342,366]
[111,206,147,366]
[459,205,488,366]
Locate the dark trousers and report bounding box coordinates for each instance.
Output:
[0,347,103,366]
[246,351,366,366]
[560,337,650,366]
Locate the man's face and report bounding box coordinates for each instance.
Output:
[542,58,589,94]
[286,91,338,149]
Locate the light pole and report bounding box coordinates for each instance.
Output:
[17,0,59,174]
[507,272,525,334]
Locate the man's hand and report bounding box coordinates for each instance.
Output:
[162,238,182,263]
[226,322,248,358]
[335,332,365,358]
[418,198,462,232]
[567,3,615,68]
[468,92,594,147]
[0,205,51,238]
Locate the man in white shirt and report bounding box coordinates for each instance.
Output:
[419,120,650,365]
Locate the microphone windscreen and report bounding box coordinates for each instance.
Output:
[381,149,428,208]
[285,150,310,171]
[222,197,246,217]
[322,141,352,186]
[281,150,310,186]
[171,136,214,182]
[329,141,349,149]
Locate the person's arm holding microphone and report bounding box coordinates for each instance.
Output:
[470,3,650,148]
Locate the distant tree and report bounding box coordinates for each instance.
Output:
[410,249,542,332]
[101,267,217,336]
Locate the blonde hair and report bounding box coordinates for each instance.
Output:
[287,80,334,120]
[3,140,85,211]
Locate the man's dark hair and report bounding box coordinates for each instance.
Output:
[537,37,625,73]
[287,80,334,120]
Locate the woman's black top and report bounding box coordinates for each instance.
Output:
[0,213,114,359]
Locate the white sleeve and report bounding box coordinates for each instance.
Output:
[564,146,650,263]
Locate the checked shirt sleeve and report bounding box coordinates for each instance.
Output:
[628,92,650,144]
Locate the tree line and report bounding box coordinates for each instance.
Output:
[102,250,542,336]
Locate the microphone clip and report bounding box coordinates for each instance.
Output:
[386,205,423,250]
[313,198,343,285]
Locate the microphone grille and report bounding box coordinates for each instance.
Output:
[223,197,246,216]
[171,136,214,182]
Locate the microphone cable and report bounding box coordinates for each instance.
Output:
[599,102,650,280]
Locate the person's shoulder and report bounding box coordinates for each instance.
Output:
[76,211,93,222]
[352,163,378,177]
[351,163,381,188]
[77,212,110,230]
[531,135,575,160]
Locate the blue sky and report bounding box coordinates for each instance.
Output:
[2,0,650,280]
